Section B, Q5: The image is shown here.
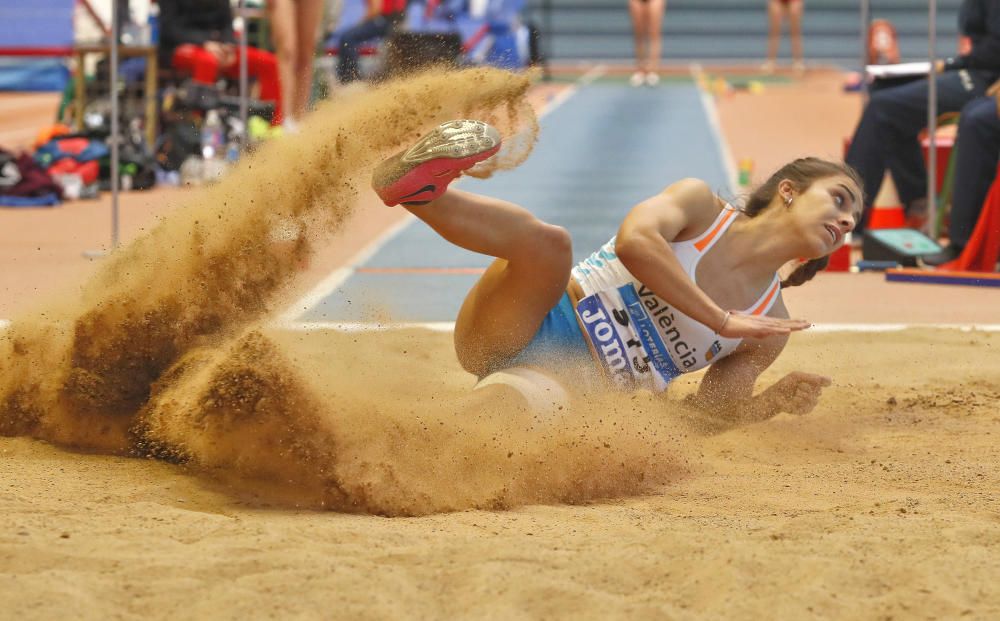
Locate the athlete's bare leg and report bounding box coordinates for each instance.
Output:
[403,189,573,376]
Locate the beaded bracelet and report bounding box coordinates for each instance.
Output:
[716,310,732,335]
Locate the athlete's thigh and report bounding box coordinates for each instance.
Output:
[454,258,571,375]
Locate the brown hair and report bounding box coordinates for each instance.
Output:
[741,157,864,288]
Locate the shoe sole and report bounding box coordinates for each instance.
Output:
[373,120,501,205]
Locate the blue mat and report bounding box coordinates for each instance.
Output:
[0,59,69,92]
[0,0,74,92]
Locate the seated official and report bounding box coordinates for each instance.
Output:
[158,0,284,124]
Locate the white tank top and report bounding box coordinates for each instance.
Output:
[570,206,782,393]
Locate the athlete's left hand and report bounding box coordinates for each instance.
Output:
[765,371,832,416]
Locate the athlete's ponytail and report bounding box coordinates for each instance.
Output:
[742,157,864,289]
[780,256,829,288]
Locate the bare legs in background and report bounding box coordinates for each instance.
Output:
[268,0,325,130]
[628,0,666,86]
[764,0,804,75]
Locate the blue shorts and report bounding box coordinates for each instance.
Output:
[508,292,592,368]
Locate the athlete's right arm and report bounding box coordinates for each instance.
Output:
[688,297,831,422]
[615,178,808,339]
[616,178,730,331]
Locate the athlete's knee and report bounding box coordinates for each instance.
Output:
[546,223,573,258]
[526,221,573,268]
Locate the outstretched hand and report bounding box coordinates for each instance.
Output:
[718,312,811,339]
[765,371,832,416]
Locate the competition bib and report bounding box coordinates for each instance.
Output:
[576,283,684,392]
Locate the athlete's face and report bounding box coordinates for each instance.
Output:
[783,175,862,258]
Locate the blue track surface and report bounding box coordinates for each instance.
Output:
[302,82,730,323]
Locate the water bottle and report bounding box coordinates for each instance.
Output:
[200,110,227,182]
[147,3,159,45]
[225,139,240,164]
[200,110,224,160]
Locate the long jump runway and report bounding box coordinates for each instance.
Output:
[296,82,732,324]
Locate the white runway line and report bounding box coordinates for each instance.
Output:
[285,321,456,333]
[690,62,740,195]
[275,215,416,324]
[279,321,1000,333]
[808,323,1000,333]
[277,68,601,325]
[538,63,605,118]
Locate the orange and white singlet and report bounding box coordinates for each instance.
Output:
[570,206,782,393]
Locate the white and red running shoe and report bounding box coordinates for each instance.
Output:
[372,120,502,207]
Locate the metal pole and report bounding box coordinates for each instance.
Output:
[239,0,249,136]
[110,0,120,249]
[542,0,552,81]
[927,0,938,238]
[860,0,870,103]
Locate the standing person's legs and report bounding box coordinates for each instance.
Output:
[763,0,784,71]
[293,0,324,117]
[949,97,1000,249]
[788,0,804,71]
[628,0,649,82]
[644,0,664,81]
[266,0,297,125]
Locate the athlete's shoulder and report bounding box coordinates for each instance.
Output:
[658,178,728,240]
[661,178,726,217]
[660,177,716,202]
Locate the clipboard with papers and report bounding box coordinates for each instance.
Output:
[865,61,932,79]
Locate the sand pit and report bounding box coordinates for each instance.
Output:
[2,328,999,618]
